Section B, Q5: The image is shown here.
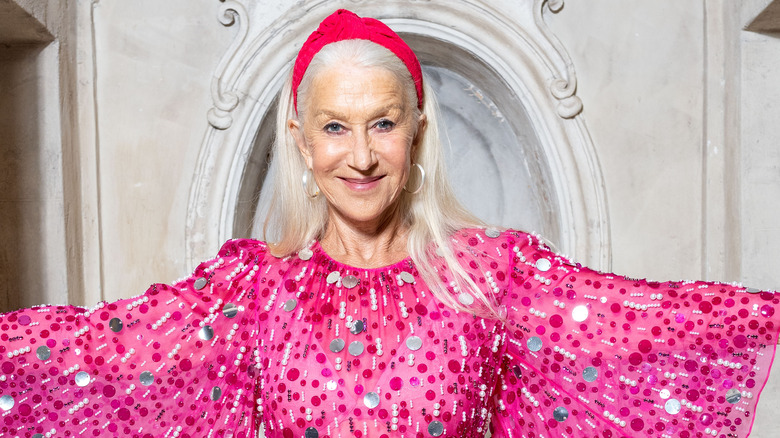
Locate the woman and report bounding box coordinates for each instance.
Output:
[0,9,777,438]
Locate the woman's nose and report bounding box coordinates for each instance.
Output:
[349,130,376,170]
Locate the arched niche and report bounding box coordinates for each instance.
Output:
[188,0,611,271]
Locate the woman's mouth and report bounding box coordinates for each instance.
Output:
[339,175,385,191]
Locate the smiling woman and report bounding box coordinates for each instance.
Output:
[0,7,778,438]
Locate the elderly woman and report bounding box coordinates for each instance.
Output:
[0,9,777,438]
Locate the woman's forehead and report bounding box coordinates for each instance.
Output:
[304,65,411,118]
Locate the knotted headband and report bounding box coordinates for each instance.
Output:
[292,9,424,114]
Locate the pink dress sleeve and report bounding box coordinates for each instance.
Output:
[0,239,266,438]
[490,230,780,438]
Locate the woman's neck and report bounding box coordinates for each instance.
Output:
[320,209,409,268]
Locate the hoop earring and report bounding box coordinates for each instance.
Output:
[302,168,320,199]
[403,163,425,195]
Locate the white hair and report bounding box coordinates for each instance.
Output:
[263,39,501,318]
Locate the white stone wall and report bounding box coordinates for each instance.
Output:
[1,0,779,435]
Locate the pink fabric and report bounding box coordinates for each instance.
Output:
[292,9,424,114]
[0,228,778,437]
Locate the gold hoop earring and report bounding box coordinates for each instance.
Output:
[403,163,425,195]
[302,168,320,199]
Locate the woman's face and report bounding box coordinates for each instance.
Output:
[289,64,424,229]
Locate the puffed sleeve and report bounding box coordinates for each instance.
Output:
[0,239,266,438]
[490,230,780,438]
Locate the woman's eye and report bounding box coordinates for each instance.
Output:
[375,119,395,131]
[325,123,343,133]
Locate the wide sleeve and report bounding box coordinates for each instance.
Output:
[490,230,780,438]
[0,238,266,438]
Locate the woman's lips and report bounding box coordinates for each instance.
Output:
[340,175,385,191]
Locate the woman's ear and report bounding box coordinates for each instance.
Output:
[412,113,427,157]
[288,119,313,168]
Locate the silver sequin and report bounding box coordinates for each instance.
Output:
[572,305,589,322]
[326,271,340,284]
[211,386,222,401]
[298,248,313,261]
[199,325,214,341]
[36,345,51,361]
[746,287,761,294]
[348,340,364,356]
[485,228,501,238]
[140,371,154,386]
[428,420,444,436]
[329,338,345,353]
[726,388,742,404]
[222,303,238,318]
[664,398,681,415]
[0,395,14,411]
[342,275,359,289]
[582,366,598,382]
[527,336,543,352]
[304,427,319,438]
[75,371,91,387]
[109,317,123,333]
[406,335,423,351]
[535,258,552,272]
[363,392,380,408]
[400,271,415,284]
[659,389,671,400]
[283,298,298,312]
[193,277,208,290]
[350,320,364,335]
[458,293,475,306]
[553,406,569,422]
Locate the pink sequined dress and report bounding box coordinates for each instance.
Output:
[1,229,778,438]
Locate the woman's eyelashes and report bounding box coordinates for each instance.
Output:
[322,119,396,135]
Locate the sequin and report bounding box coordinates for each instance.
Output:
[400,271,415,284]
[535,258,552,271]
[109,317,123,332]
[36,345,51,360]
[527,336,543,352]
[222,302,238,318]
[304,427,319,438]
[571,304,589,322]
[342,275,359,289]
[199,325,214,340]
[298,248,313,261]
[726,388,742,404]
[193,276,208,290]
[211,386,222,401]
[329,338,345,353]
[350,319,364,335]
[485,228,501,238]
[75,371,90,387]
[283,298,298,312]
[458,292,475,305]
[582,366,598,382]
[348,340,364,356]
[406,335,423,350]
[0,395,14,411]
[326,271,340,284]
[665,399,682,414]
[553,406,569,422]
[363,391,380,408]
[428,420,444,436]
[140,371,154,386]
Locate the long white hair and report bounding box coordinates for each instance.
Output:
[264,40,500,318]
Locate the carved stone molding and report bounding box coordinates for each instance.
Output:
[188,0,610,272]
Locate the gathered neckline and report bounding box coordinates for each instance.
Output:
[310,240,415,272]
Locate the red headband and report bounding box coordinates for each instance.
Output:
[292,9,424,114]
